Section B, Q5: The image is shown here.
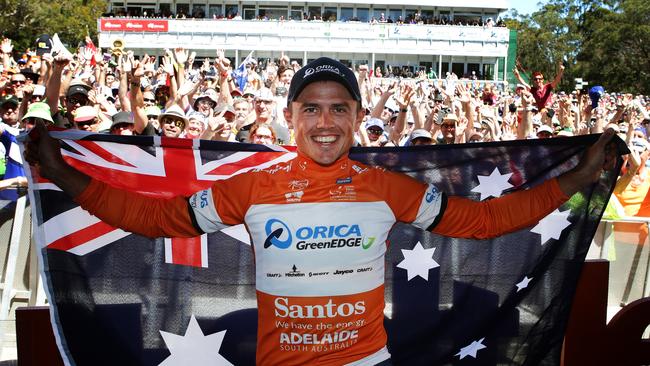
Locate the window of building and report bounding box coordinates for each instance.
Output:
[372,8,387,22]
[243,5,256,20]
[259,6,287,20]
[176,4,190,17]
[290,6,303,20]
[225,4,239,18]
[209,4,222,18]
[467,63,480,78]
[483,64,495,80]
[405,9,417,23]
[420,9,433,23]
[389,8,402,23]
[452,63,464,77]
[159,3,171,17]
[340,7,353,21]
[356,8,369,22]
[308,6,322,20]
[323,7,337,22]
[191,4,206,18]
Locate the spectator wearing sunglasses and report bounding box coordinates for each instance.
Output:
[143,90,157,108]
[513,61,565,111]
[73,106,101,132]
[158,105,187,138]
[52,81,91,129]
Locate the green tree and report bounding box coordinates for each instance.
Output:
[505,0,650,94]
[0,0,106,55]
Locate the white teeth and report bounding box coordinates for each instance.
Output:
[314,136,336,143]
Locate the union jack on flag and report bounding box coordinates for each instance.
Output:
[34,132,295,265]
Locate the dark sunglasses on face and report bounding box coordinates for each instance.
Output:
[76,119,98,128]
[11,79,25,85]
[367,128,383,135]
[242,93,255,98]
[144,98,156,103]
[161,117,185,129]
[441,123,456,128]
[68,96,89,106]
[533,77,543,81]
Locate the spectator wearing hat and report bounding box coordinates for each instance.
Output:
[193,89,218,117]
[48,70,92,129]
[361,117,386,147]
[438,113,459,144]
[184,111,207,139]
[536,124,554,139]
[110,111,135,136]
[21,102,53,130]
[73,106,100,132]
[144,106,162,134]
[0,95,20,129]
[410,129,433,146]
[158,104,187,138]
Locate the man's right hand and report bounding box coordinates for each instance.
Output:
[24,120,66,181]
[25,120,91,198]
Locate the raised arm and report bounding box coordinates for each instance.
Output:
[433,129,617,238]
[24,121,200,238]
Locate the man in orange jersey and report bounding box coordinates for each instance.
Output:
[26,57,616,365]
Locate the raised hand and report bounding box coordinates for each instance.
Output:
[1,38,13,54]
[174,48,188,65]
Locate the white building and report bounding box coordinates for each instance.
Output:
[99,1,516,81]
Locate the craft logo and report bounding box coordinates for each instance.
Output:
[263,219,375,251]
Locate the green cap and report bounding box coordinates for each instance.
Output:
[145,105,162,117]
[21,102,53,123]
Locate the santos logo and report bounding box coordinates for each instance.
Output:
[263,219,375,250]
[274,297,365,319]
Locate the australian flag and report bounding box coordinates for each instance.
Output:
[22,131,622,365]
[231,51,254,92]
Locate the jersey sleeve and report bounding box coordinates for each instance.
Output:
[187,171,256,232]
[431,178,568,239]
[75,179,201,238]
[377,169,446,228]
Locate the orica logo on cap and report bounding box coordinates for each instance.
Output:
[303,65,341,79]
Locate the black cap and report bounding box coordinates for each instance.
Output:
[66,85,90,98]
[0,95,19,109]
[287,57,360,106]
[35,34,53,56]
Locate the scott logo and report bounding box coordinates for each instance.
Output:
[264,219,292,249]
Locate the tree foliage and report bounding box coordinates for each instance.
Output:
[505,0,650,94]
[0,0,106,54]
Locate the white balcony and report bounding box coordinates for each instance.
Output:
[97,18,510,58]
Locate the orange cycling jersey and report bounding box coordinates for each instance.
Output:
[76,152,568,365]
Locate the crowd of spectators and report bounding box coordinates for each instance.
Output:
[1,36,649,206]
[106,8,506,27]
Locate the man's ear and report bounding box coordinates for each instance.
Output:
[283,106,293,129]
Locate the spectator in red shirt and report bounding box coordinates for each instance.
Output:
[514,61,565,112]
